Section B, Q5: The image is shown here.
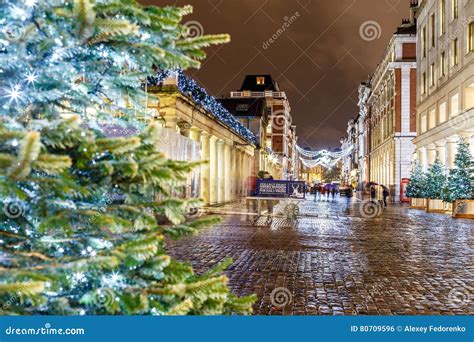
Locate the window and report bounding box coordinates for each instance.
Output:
[465,82,474,109]
[422,26,427,58]
[256,76,265,85]
[429,108,437,129]
[440,0,446,35]
[422,72,427,94]
[469,22,474,52]
[439,101,447,123]
[430,63,435,86]
[440,51,447,77]
[421,113,427,133]
[450,93,459,116]
[452,0,458,20]
[452,38,458,66]
[430,14,436,47]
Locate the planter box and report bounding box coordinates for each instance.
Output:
[426,199,449,214]
[410,198,427,209]
[452,200,474,219]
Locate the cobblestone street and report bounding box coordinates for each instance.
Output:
[168,196,474,315]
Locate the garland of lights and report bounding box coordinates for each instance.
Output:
[298,144,353,169]
[148,70,258,146]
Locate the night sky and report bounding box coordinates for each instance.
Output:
[142,0,410,149]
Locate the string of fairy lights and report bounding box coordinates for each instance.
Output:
[297,144,353,169]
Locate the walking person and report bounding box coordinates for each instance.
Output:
[331,186,336,201]
[382,186,390,207]
[314,184,320,201]
[370,185,376,203]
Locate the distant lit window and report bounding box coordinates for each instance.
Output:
[430,63,435,86]
[452,38,458,66]
[440,0,446,35]
[422,72,427,94]
[465,82,474,110]
[430,14,436,47]
[256,76,265,85]
[422,26,427,58]
[440,51,446,77]
[429,108,436,129]
[439,102,447,123]
[450,93,459,116]
[469,22,474,52]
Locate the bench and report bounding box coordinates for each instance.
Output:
[246,196,305,218]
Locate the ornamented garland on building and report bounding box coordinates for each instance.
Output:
[148,70,259,146]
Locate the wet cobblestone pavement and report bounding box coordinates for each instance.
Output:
[167,196,474,315]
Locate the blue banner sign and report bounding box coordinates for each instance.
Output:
[256,180,306,199]
[0,316,472,342]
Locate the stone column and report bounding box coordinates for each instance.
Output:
[224,143,232,202]
[209,136,218,205]
[236,149,243,199]
[436,140,447,166]
[200,132,210,205]
[217,139,225,204]
[446,137,458,169]
[232,147,238,200]
[189,127,201,142]
[163,114,178,131]
[426,144,437,165]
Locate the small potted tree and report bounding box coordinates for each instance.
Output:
[425,155,447,213]
[407,161,428,209]
[442,138,474,218]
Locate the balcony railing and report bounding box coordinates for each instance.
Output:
[230,91,287,99]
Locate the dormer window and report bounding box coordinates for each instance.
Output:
[256,76,265,85]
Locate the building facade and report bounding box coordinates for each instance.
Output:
[413,0,474,171]
[229,75,298,180]
[148,71,258,206]
[367,14,418,201]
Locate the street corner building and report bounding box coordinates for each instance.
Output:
[219,75,299,181]
[145,72,299,206]
[341,2,419,202]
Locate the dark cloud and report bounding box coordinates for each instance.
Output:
[141,0,409,148]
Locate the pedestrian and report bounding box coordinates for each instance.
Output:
[370,185,376,203]
[382,186,390,207]
[314,184,320,201]
[331,186,336,201]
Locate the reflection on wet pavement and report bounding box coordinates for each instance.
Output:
[168,196,474,315]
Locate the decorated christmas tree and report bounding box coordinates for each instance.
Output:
[0,0,255,315]
[406,161,427,199]
[424,155,446,200]
[442,137,474,203]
